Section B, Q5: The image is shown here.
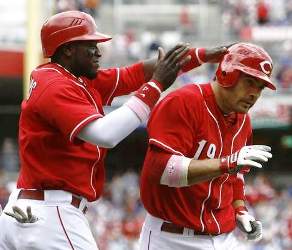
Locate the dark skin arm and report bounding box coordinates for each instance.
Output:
[142,44,230,81]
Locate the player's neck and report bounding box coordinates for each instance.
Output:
[211,81,233,115]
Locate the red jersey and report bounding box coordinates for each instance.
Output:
[17,62,145,201]
[140,83,253,234]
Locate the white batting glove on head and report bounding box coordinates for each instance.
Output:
[235,206,262,242]
[220,145,272,174]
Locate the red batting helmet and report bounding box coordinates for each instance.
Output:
[41,11,112,58]
[216,43,276,90]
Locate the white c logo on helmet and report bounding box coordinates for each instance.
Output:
[260,61,272,75]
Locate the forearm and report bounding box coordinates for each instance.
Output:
[160,155,223,187]
[143,58,157,82]
[187,158,222,185]
[142,48,205,80]
[78,78,163,148]
[233,199,245,209]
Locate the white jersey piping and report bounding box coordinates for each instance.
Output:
[106,68,120,105]
[35,65,102,199]
[69,114,102,142]
[149,138,184,156]
[196,84,223,232]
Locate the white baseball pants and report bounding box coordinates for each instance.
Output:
[139,213,248,250]
[0,189,98,250]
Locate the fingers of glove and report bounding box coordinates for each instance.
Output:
[250,145,271,152]
[12,206,28,221]
[4,211,24,223]
[247,221,262,241]
[242,159,263,168]
[236,214,255,233]
[26,206,38,223]
[245,150,272,162]
[27,206,33,221]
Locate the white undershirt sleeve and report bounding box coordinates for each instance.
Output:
[160,155,192,187]
[77,96,150,148]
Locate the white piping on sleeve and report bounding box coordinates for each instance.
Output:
[69,114,102,142]
[77,104,141,148]
[195,48,204,65]
[149,138,185,156]
[106,68,120,105]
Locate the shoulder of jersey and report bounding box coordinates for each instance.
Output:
[32,66,70,86]
[166,84,205,104]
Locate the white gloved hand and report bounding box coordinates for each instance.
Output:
[236,207,262,242]
[4,206,39,223]
[220,145,272,174]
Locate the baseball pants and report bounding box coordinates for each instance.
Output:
[139,213,247,250]
[0,189,98,250]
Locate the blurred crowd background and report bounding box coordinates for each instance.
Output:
[0,0,292,249]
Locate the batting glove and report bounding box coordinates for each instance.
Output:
[5,206,39,223]
[235,206,263,242]
[219,145,272,174]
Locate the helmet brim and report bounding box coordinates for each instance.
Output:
[236,66,276,90]
[71,31,112,43]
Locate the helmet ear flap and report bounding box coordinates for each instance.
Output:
[216,62,240,88]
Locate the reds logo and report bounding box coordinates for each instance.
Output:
[259,61,272,75]
[28,79,37,99]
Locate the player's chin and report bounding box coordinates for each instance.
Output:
[237,105,250,114]
[86,70,98,80]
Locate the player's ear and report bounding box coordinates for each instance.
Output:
[61,43,76,57]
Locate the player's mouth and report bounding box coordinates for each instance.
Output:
[92,60,99,69]
[241,101,254,110]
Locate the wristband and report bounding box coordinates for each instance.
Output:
[235,206,248,215]
[134,79,162,109]
[196,48,206,63]
[219,152,239,174]
[181,48,206,73]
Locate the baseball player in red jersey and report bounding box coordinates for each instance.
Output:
[139,43,275,250]
[0,10,228,250]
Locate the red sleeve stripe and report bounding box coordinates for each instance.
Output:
[149,138,184,156]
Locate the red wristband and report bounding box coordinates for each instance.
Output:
[219,156,230,174]
[181,48,206,73]
[134,80,162,109]
[235,206,248,215]
[219,151,239,174]
[150,79,163,92]
[198,48,206,62]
